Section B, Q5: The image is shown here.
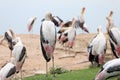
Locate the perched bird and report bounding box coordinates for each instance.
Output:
[27,16,37,32]
[40,12,56,76]
[95,58,120,80]
[0,29,16,51]
[11,37,27,79]
[87,26,107,66]
[106,11,120,58]
[0,62,16,80]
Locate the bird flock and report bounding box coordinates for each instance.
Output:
[0,7,120,80]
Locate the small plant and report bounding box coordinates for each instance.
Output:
[49,66,69,74]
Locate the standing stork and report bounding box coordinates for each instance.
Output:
[11,37,27,80]
[106,11,120,58]
[40,12,56,76]
[95,58,120,80]
[87,26,107,66]
[59,18,76,55]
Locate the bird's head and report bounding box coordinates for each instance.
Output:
[45,12,52,21]
[97,25,102,33]
[81,7,86,16]
[12,37,22,46]
[9,28,16,39]
[106,11,114,33]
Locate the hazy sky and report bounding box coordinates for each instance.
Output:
[0,0,120,34]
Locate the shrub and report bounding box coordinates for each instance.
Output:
[49,66,69,74]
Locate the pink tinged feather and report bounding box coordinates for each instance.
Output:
[67,40,74,48]
[44,44,54,58]
[16,62,23,71]
[28,25,32,32]
[59,35,66,42]
[95,71,104,80]
[116,46,120,56]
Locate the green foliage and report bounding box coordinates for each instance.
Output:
[24,67,117,80]
[49,67,69,74]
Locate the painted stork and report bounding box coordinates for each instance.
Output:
[58,7,89,33]
[11,37,27,79]
[0,29,16,51]
[106,11,120,58]
[95,58,120,80]
[78,7,89,33]
[59,18,76,49]
[40,12,56,76]
[0,62,16,80]
[58,18,83,59]
[87,26,107,66]
[27,16,37,32]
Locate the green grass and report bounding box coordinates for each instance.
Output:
[24,67,117,80]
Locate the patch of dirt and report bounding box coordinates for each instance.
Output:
[0,33,113,77]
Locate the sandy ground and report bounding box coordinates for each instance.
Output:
[0,33,113,77]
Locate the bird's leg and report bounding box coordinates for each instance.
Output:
[52,56,55,77]
[0,36,5,44]
[14,73,17,80]
[68,47,70,55]
[10,50,12,58]
[64,44,67,54]
[46,62,48,77]
[20,70,23,80]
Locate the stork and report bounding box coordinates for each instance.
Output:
[95,58,120,80]
[106,11,120,58]
[27,16,37,32]
[40,12,56,76]
[58,7,89,34]
[87,26,107,67]
[0,29,16,57]
[58,18,77,56]
[0,61,16,80]
[78,7,89,33]
[11,37,27,80]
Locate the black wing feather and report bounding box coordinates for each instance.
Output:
[18,46,26,62]
[108,30,117,45]
[40,24,51,62]
[109,39,119,58]
[6,66,16,78]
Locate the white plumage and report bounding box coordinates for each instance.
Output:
[0,62,16,80]
[88,26,107,66]
[59,24,76,48]
[11,37,26,79]
[106,11,120,58]
[42,21,56,46]
[95,58,120,80]
[0,29,16,51]
[27,16,37,32]
[40,12,56,76]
